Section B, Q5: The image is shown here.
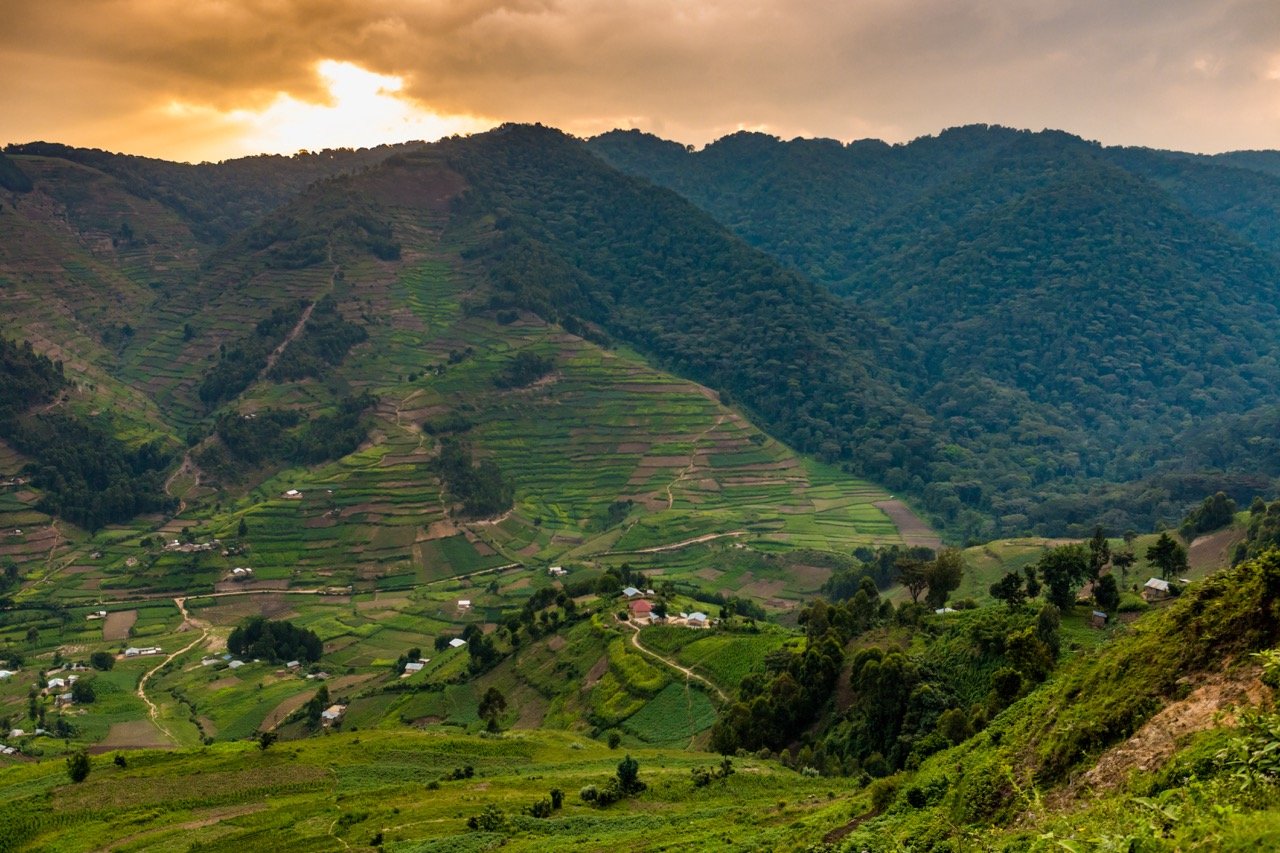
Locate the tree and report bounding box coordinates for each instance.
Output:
[238,517,249,537]
[478,687,507,733]
[89,651,115,671]
[71,678,96,704]
[1094,574,1120,611]
[896,557,929,605]
[1146,532,1189,580]
[66,750,90,783]
[1087,526,1111,580]
[258,731,278,750]
[989,572,1026,610]
[616,754,645,794]
[1023,564,1041,599]
[1037,544,1089,610]
[924,549,965,609]
[1111,550,1136,584]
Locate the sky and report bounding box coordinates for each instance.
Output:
[2,0,1278,162]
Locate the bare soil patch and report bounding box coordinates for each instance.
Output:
[94,720,171,752]
[102,610,137,641]
[1061,667,1268,804]
[873,499,943,549]
[1189,527,1244,573]
[584,654,609,688]
[787,564,834,590]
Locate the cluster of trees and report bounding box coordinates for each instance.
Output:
[709,589,888,755]
[6,413,174,530]
[1180,492,1237,542]
[244,183,399,268]
[492,351,554,389]
[266,295,368,382]
[199,393,375,474]
[197,303,305,406]
[822,545,964,610]
[579,754,646,807]
[432,439,513,519]
[227,616,322,664]
[817,604,1061,775]
[1240,497,1280,564]
[1,341,171,530]
[0,337,64,417]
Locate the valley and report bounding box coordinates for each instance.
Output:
[0,126,1279,850]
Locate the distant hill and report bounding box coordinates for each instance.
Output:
[591,125,1280,535]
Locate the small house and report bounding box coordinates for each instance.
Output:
[46,678,66,690]
[55,692,74,706]
[628,599,654,621]
[621,586,642,598]
[286,660,301,670]
[403,661,425,674]
[283,489,302,499]
[201,658,220,667]
[1142,578,1171,602]
[0,670,15,680]
[1090,611,1108,628]
[321,704,346,725]
[228,659,245,669]
[457,599,472,610]
[548,566,567,577]
[687,612,709,627]
[448,638,467,649]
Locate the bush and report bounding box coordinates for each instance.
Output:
[867,775,900,812]
[66,751,90,783]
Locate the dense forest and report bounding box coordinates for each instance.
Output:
[0,337,172,530]
[589,126,1280,535]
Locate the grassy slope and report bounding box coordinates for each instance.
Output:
[0,728,848,852]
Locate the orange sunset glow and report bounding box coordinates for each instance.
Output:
[2,1,1279,159]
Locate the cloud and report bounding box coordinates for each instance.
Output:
[1,0,1277,160]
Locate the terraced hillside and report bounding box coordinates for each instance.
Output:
[0,134,928,757]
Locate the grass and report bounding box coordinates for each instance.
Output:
[0,727,850,851]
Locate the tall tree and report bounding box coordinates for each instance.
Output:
[478,687,508,733]
[1087,526,1111,580]
[924,549,965,609]
[1146,532,1189,580]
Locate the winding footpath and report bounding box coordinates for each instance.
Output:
[135,596,209,744]
[620,620,728,703]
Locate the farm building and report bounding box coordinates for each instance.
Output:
[457,599,471,610]
[449,638,467,649]
[548,565,567,577]
[1142,578,1172,602]
[1091,611,1108,628]
[321,704,346,725]
[621,586,642,598]
[403,661,425,674]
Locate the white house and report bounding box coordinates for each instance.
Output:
[228,659,245,669]
[404,661,425,674]
[457,599,472,610]
[46,678,66,690]
[448,638,467,649]
[622,586,642,598]
[321,704,346,724]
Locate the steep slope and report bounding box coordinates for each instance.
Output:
[591,126,1280,536]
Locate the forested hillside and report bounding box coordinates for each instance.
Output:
[591,126,1280,536]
